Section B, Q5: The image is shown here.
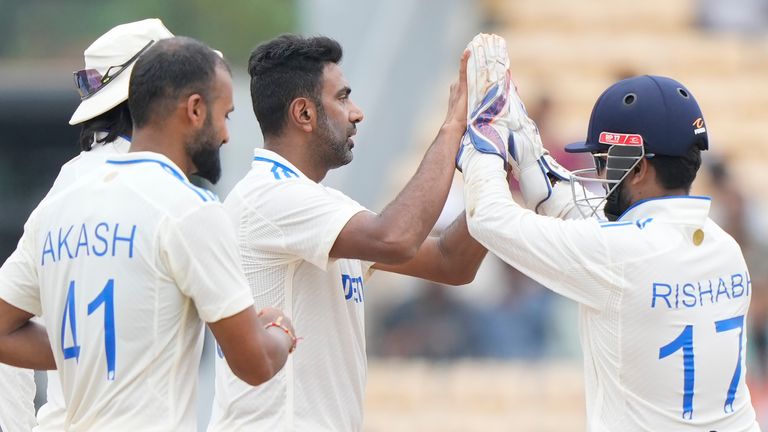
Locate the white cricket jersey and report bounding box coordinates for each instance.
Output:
[0,363,35,432]
[209,148,373,432]
[36,133,131,432]
[0,133,130,432]
[0,151,254,431]
[462,150,760,432]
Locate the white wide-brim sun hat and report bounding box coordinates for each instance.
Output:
[69,18,174,125]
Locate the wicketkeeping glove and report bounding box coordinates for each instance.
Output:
[456,33,512,170]
[488,45,572,212]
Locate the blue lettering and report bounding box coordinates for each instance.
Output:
[74,224,90,258]
[746,271,751,297]
[675,284,680,309]
[654,272,750,310]
[716,277,731,302]
[57,225,74,260]
[652,283,672,308]
[92,223,110,256]
[341,274,364,303]
[732,273,744,298]
[681,283,697,308]
[342,274,353,300]
[111,224,136,258]
[699,280,713,306]
[41,231,56,265]
[352,277,364,303]
[357,277,364,303]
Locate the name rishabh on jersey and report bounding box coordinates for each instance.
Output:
[0,151,253,431]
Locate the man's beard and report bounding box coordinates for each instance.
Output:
[603,180,633,221]
[187,120,222,184]
[314,109,353,170]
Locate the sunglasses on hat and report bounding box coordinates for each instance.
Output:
[73,40,154,100]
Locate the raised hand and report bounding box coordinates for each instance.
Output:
[457,33,513,168]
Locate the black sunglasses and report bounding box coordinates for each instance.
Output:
[73,40,155,100]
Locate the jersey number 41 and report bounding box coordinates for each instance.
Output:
[61,279,116,381]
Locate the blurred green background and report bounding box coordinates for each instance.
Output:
[0,0,296,65]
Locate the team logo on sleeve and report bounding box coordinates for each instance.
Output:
[599,132,643,146]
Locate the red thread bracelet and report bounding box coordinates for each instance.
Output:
[265,317,298,353]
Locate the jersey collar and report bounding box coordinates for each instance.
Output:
[106,151,189,179]
[252,147,307,179]
[617,195,712,226]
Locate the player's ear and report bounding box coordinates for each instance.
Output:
[630,157,650,185]
[289,98,315,133]
[185,93,207,128]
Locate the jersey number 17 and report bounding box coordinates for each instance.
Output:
[658,315,744,419]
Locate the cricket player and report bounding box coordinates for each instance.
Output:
[0,18,175,432]
[208,35,486,431]
[0,37,296,431]
[457,35,760,431]
[40,19,175,431]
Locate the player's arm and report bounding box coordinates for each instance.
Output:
[208,306,295,386]
[372,211,487,285]
[460,148,616,309]
[0,299,55,370]
[0,212,55,370]
[165,203,295,386]
[329,51,469,265]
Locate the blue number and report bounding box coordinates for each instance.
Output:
[659,315,746,419]
[715,315,744,413]
[60,281,81,361]
[87,279,116,381]
[59,279,117,380]
[659,325,694,419]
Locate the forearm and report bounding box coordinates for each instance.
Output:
[258,325,292,373]
[0,321,55,370]
[463,150,529,259]
[209,307,292,386]
[433,212,487,284]
[375,125,464,257]
[463,149,612,309]
[372,212,487,285]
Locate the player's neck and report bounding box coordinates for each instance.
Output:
[264,137,329,183]
[130,127,194,178]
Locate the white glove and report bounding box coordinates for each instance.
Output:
[456,33,572,215]
[518,153,571,213]
[501,63,572,212]
[466,33,509,123]
[457,33,512,170]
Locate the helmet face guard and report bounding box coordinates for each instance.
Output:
[569,143,650,220]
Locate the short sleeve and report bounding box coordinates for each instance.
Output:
[0,214,42,316]
[241,180,367,270]
[160,203,254,323]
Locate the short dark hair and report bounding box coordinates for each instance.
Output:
[248,34,342,137]
[129,37,229,128]
[78,102,132,151]
[647,145,702,192]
